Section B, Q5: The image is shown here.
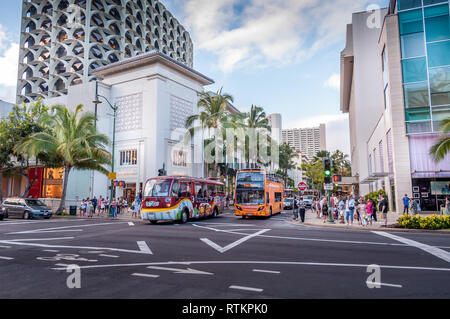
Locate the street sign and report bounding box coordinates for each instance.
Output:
[108,172,117,180]
[298,182,307,191]
[324,184,333,191]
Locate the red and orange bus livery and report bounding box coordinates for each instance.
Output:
[141,177,226,224]
[234,169,284,218]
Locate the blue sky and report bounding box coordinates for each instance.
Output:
[0,0,389,154]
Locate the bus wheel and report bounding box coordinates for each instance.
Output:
[269,208,273,218]
[212,208,218,218]
[150,221,157,225]
[180,210,189,224]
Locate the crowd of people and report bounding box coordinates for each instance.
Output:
[79,196,142,219]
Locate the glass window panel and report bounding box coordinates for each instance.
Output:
[432,107,450,131]
[429,66,450,105]
[401,32,425,58]
[399,9,424,35]
[402,57,428,82]
[431,92,450,105]
[427,41,450,67]
[406,121,432,133]
[405,108,431,121]
[425,5,450,42]
[423,0,448,6]
[398,0,423,11]
[404,82,430,108]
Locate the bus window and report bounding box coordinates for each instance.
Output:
[179,182,191,197]
[266,192,269,204]
[275,192,282,203]
[236,189,265,205]
[195,183,203,199]
[207,184,217,197]
[171,180,179,197]
[144,179,172,197]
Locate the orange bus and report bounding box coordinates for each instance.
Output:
[234,169,284,218]
[141,176,226,224]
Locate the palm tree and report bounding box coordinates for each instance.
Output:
[430,117,450,162]
[245,105,271,168]
[185,88,234,177]
[15,105,111,214]
[279,143,299,188]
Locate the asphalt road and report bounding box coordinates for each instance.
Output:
[0,210,449,299]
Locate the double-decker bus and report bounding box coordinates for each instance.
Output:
[141,176,226,224]
[234,169,284,218]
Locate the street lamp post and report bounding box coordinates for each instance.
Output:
[93,90,118,215]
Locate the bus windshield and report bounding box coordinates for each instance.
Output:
[144,179,172,197]
[236,189,265,205]
[236,172,265,188]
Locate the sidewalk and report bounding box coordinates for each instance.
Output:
[286,209,449,233]
[55,208,141,222]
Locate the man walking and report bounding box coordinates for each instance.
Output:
[299,197,306,223]
[345,195,355,226]
[92,196,98,215]
[293,196,299,221]
[381,195,389,227]
[402,194,410,215]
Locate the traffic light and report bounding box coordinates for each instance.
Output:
[333,175,342,183]
[323,158,332,184]
[118,181,125,187]
[113,181,118,187]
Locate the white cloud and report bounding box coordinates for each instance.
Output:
[180,0,376,72]
[0,23,19,103]
[324,73,340,90]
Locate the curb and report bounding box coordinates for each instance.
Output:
[285,219,450,234]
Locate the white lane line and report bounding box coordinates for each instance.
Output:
[100,254,119,258]
[0,256,14,260]
[3,237,75,242]
[43,249,60,253]
[132,273,160,278]
[0,245,11,248]
[366,281,403,288]
[229,285,263,293]
[51,260,450,272]
[128,222,135,226]
[7,221,128,234]
[253,269,281,274]
[137,241,153,255]
[201,229,270,253]
[373,231,450,263]
[87,251,105,254]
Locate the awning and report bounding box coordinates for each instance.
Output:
[360,172,389,184]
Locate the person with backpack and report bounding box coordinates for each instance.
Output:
[293,196,299,221]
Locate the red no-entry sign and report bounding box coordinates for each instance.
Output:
[298,182,307,191]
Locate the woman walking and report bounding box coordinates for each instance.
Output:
[321,198,329,223]
[111,199,117,219]
[366,198,374,226]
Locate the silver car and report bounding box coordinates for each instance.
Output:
[0,198,52,219]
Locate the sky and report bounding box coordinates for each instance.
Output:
[0,0,389,155]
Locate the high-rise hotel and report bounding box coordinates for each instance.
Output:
[341,0,450,212]
[282,124,327,160]
[16,0,194,104]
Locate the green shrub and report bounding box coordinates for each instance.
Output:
[397,214,450,230]
[364,189,387,204]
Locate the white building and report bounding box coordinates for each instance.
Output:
[0,100,13,120]
[282,124,326,159]
[268,113,282,145]
[42,51,215,204]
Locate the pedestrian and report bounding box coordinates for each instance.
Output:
[444,197,450,215]
[381,195,389,227]
[316,198,322,219]
[321,198,328,223]
[131,199,138,218]
[86,199,93,218]
[345,195,355,226]
[80,199,86,217]
[402,194,410,215]
[92,196,98,215]
[292,196,299,221]
[338,196,345,224]
[366,198,374,226]
[99,197,105,216]
[226,195,230,209]
[117,197,122,215]
[111,199,117,219]
[410,198,419,215]
[299,197,306,223]
[357,197,367,226]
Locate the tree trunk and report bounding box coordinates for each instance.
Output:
[57,165,71,215]
[214,127,220,177]
[0,170,3,203]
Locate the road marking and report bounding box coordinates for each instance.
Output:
[0,239,153,255]
[229,285,263,292]
[128,222,135,226]
[43,249,60,253]
[7,221,128,234]
[137,241,153,255]
[147,266,214,275]
[132,273,160,278]
[100,254,119,258]
[0,245,11,248]
[0,256,14,260]
[52,260,450,272]
[201,229,270,253]
[366,281,402,288]
[253,269,280,274]
[373,231,450,263]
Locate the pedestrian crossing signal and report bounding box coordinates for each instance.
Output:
[333,175,342,183]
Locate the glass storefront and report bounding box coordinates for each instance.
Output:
[412,178,450,211]
[398,0,450,133]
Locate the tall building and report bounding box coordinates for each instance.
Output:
[16,0,194,104]
[0,100,13,120]
[282,124,326,159]
[341,0,450,212]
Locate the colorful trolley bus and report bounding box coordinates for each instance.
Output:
[141,177,226,224]
[234,169,284,218]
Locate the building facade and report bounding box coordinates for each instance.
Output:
[341,0,450,212]
[268,113,282,145]
[282,124,326,159]
[0,100,13,120]
[16,0,194,104]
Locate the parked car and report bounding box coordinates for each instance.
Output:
[0,206,6,220]
[0,198,52,219]
[283,198,294,210]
